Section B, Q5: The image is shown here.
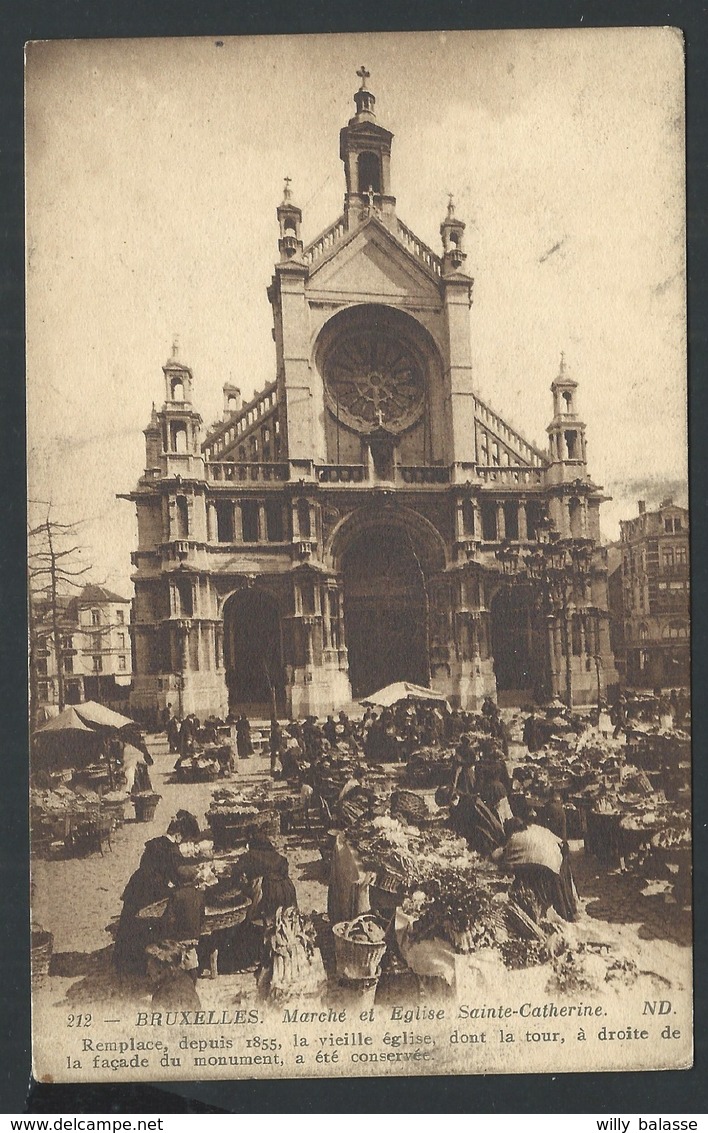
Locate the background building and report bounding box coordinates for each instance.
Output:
[33,584,132,716]
[609,498,690,689]
[124,73,618,721]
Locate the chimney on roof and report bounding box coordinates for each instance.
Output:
[638,500,646,514]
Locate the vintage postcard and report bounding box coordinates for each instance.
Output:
[26,28,691,1083]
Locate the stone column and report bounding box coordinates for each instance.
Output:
[455,499,465,541]
[233,501,243,542]
[206,502,217,542]
[496,503,505,541]
[518,501,528,541]
[258,502,267,543]
[471,499,481,539]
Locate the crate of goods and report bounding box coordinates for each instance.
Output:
[370,869,408,914]
[133,792,162,823]
[332,915,387,981]
[207,807,258,848]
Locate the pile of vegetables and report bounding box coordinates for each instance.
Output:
[406,867,503,954]
[258,907,326,1001]
[336,914,386,945]
[208,787,260,818]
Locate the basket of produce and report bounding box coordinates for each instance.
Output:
[31,925,54,988]
[133,792,162,823]
[332,915,387,980]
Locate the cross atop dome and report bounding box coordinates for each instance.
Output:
[353,66,376,118]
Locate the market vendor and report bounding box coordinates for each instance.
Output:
[268,718,284,776]
[232,832,297,919]
[492,816,577,922]
[113,810,202,976]
[235,714,254,759]
[121,741,154,795]
[522,708,543,753]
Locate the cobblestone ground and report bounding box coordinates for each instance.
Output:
[571,845,692,948]
[33,733,691,1016]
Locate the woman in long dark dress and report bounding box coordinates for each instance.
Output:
[233,834,297,918]
[236,715,254,760]
[221,834,298,971]
[113,812,200,976]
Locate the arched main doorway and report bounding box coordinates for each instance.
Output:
[223,589,285,716]
[489,585,547,706]
[342,524,430,697]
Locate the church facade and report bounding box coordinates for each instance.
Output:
[124,72,618,720]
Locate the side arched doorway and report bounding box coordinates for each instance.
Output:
[489,585,547,706]
[342,524,430,697]
[223,589,285,716]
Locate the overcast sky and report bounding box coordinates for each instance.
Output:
[26,28,687,596]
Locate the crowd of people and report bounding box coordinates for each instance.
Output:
[110,684,690,1005]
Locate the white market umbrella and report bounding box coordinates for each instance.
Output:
[360,681,449,709]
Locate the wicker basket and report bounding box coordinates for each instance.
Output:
[332,920,387,981]
[208,808,278,849]
[133,793,161,823]
[390,789,428,825]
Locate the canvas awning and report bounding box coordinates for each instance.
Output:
[34,701,137,735]
[360,682,449,709]
[34,705,96,734]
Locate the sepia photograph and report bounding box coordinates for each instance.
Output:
[25,28,691,1084]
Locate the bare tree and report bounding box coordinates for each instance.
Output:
[27,505,92,723]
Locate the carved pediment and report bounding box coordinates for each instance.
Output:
[308,221,440,302]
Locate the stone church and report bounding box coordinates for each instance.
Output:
[124,71,618,720]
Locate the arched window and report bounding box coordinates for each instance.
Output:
[663,622,688,639]
[639,623,649,641]
[91,609,101,627]
[227,395,238,413]
[171,422,188,453]
[171,378,184,402]
[562,390,572,412]
[564,430,579,460]
[357,151,381,194]
[238,445,246,463]
[297,499,311,539]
